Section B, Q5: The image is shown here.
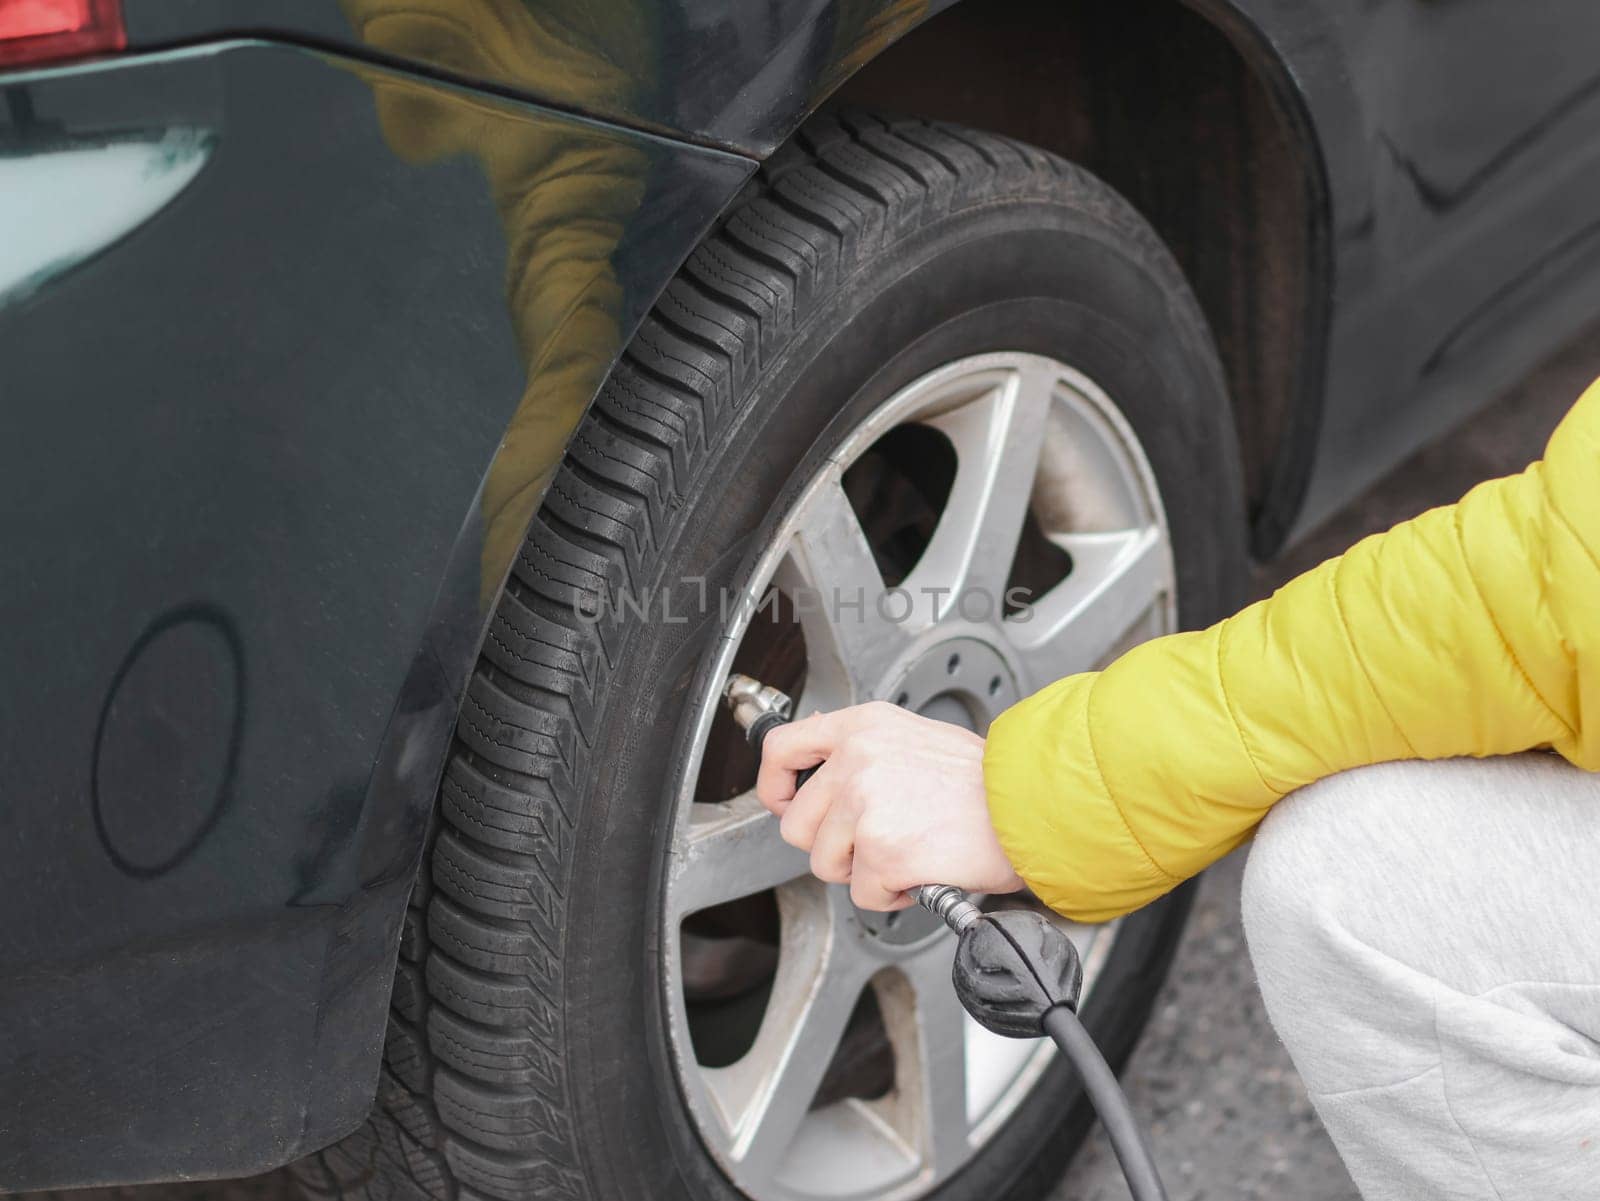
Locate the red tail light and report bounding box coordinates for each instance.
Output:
[0,0,124,67]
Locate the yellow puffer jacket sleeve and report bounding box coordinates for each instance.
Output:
[985,378,1600,923]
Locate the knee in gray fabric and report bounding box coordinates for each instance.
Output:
[1240,761,1413,969]
[1239,763,1461,1051]
[1240,754,1585,985]
[1241,756,1600,1196]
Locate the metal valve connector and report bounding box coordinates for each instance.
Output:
[723,672,793,732]
[912,884,984,933]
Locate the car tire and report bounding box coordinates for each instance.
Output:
[295,109,1247,1201]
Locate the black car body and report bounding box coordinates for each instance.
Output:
[3,0,1599,1190]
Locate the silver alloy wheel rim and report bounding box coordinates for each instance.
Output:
[663,352,1177,1201]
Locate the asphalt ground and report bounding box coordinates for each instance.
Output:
[29,327,1597,1201]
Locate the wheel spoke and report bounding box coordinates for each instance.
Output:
[902,361,1055,624]
[672,791,810,918]
[774,474,911,706]
[1004,525,1170,690]
[876,946,972,1176]
[705,888,871,1180]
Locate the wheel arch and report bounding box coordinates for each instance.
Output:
[805,0,1334,558]
[118,0,1336,555]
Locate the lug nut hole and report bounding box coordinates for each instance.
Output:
[946,653,961,675]
[894,691,910,707]
[988,675,1002,696]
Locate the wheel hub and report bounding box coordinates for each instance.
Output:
[886,635,1021,733]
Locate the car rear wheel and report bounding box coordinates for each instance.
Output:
[297,110,1246,1201]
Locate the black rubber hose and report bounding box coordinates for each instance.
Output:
[1041,1004,1170,1201]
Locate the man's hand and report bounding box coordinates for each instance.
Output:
[754,701,1024,910]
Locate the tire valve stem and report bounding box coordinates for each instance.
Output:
[723,672,792,731]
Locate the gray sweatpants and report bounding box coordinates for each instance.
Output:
[1241,753,1600,1200]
